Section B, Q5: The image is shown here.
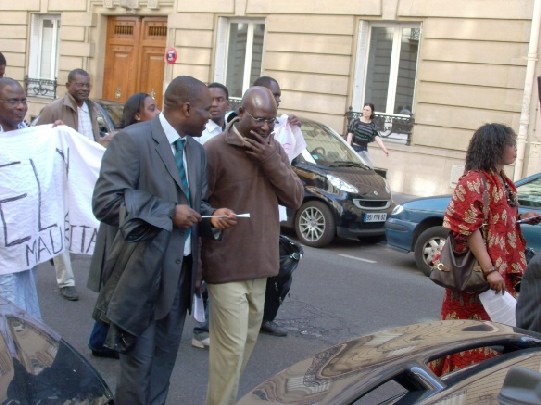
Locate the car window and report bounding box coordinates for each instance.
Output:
[517,176,541,208]
[98,102,124,129]
[299,121,366,166]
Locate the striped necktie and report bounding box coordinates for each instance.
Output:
[174,138,190,204]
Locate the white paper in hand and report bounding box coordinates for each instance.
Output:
[479,290,516,327]
[193,294,206,322]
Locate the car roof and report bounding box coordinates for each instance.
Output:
[239,320,541,404]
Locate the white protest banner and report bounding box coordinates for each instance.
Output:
[0,125,104,275]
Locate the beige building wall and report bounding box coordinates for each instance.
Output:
[1,0,540,197]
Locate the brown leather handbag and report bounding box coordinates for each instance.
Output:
[430,175,490,293]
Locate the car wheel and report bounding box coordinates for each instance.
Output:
[294,201,335,248]
[414,226,449,276]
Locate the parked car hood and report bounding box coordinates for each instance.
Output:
[238,320,541,404]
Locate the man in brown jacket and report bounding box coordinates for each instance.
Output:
[202,86,303,405]
[36,68,103,301]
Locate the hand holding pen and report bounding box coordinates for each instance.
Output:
[208,208,238,229]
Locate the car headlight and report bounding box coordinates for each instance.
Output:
[391,204,404,216]
[326,174,358,193]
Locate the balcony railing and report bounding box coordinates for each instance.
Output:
[24,76,57,99]
[345,106,414,145]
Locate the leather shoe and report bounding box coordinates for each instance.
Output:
[60,286,79,301]
[260,320,288,337]
[90,347,119,359]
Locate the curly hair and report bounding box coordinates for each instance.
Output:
[465,123,516,172]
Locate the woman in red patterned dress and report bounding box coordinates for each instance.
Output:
[431,123,541,375]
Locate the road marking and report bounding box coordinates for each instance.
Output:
[339,254,377,264]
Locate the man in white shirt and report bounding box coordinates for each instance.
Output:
[196,82,230,145]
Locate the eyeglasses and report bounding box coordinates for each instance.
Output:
[245,111,277,126]
[0,98,28,106]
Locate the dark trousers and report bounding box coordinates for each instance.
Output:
[89,320,110,351]
[115,261,191,405]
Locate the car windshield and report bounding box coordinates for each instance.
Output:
[297,120,369,167]
[99,102,124,129]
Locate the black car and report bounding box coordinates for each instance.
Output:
[281,117,393,247]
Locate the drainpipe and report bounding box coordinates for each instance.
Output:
[514,0,541,181]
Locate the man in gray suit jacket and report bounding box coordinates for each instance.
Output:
[92,76,237,405]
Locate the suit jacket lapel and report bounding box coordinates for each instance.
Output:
[151,118,189,201]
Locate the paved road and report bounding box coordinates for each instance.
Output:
[36,202,444,404]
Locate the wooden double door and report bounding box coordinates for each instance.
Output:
[102,16,167,109]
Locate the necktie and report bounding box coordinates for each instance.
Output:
[174,138,190,204]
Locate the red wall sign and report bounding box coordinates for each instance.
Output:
[165,48,178,64]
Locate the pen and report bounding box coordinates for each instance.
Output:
[201,213,251,218]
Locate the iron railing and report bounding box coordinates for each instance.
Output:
[24,76,57,99]
[345,106,414,145]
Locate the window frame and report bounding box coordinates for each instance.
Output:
[214,17,266,99]
[352,21,421,115]
[28,13,61,81]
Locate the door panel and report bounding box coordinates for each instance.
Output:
[103,16,166,109]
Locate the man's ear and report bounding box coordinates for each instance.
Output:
[182,101,191,116]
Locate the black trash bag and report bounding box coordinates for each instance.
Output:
[264,235,304,321]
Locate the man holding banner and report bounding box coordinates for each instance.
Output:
[37,68,104,302]
[0,78,41,319]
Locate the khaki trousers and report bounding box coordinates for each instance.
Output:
[53,250,76,288]
[206,278,266,405]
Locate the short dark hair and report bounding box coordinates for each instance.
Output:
[0,77,21,92]
[163,76,206,112]
[121,92,151,128]
[252,76,277,88]
[0,52,6,66]
[67,68,89,83]
[465,123,517,172]
[208,82,229,99]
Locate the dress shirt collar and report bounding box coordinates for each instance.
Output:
[0,121,27,132]
[159,112,185,144]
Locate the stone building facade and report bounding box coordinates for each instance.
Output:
[2,0,540,195]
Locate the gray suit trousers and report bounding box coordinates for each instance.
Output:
[115,257,192,405]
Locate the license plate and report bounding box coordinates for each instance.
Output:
[363,213,387,222]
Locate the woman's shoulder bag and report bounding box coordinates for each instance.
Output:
[430,174,490,293]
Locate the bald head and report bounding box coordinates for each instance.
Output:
[237,87,278,139]
[240,86,277,112]
[252,76,281,106]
